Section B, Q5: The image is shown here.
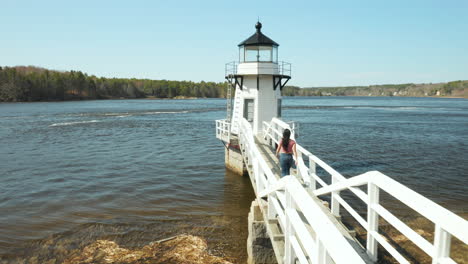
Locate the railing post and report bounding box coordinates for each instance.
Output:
[331,175,340,217]
[313,237,326,264]
[274,122,279,143]
[267,164,276,220]
[254,157,261,194]
[257,163,263,194]
[308,156,316,190]
[293,150,300,178]
[366,182,379,261]
[284,189,294,264]
[432,225,451,264]
[270,123,275,148]
[268,194,275,220]
[291,122,296,139]
[227,121,231,142]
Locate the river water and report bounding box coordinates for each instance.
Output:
[0,97,467,263]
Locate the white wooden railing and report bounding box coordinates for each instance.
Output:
[238,118,367,264]
[216,119,231,143]
[261,117,468,264]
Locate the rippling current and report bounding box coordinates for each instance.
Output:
[0,97,467,263]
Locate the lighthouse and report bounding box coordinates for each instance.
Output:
[226,22,291,135]
[217,22,291,175]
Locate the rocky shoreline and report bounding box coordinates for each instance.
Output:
[63,235,232,264]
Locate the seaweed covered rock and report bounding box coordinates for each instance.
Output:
[63,235,232,264]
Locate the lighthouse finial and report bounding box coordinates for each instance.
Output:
[255,21,262,33]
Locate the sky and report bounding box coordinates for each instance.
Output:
[1,0,467,87]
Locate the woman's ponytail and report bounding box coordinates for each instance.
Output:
[282,129,291,152]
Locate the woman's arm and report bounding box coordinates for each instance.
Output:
[276,140,281,157]
[293,143,298,165]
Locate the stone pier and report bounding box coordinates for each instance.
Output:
[224,137,248,176]
[247,200,277,264]
[224,136,276,263]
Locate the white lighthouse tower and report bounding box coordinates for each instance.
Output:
[226,22,291,135]
[217,22,291,175]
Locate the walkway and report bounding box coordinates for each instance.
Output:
[216,117,468,264]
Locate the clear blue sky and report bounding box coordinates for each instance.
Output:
[1,0,467,87]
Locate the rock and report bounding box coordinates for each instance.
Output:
[28,256,38,264]
[63,235,232,264]
[45,259,56,264]
[247,201,277,264]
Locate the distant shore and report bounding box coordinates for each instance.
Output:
[2,94,468,103]
[2,66,467,102]
[283,81,468,98]
[144,95,200,100]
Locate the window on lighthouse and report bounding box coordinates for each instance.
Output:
[241,46,277,63]
[245,46,258,61]
[273,46,278,62]
[258,46,271,61]
[243,99,254,122]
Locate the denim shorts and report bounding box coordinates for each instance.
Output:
[279,153,295,177]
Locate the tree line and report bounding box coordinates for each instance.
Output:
[2,66,466,102]
[0,66,227,102]
[283,81,468,98]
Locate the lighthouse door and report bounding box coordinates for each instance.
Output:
[243,98,254,126]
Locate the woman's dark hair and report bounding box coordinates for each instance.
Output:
[282,129,291,151]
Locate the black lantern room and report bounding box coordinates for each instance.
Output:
[238,22,279,63]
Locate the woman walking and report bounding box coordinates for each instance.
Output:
[275,129,297,177]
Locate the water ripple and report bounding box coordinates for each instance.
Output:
[0,98,467,262]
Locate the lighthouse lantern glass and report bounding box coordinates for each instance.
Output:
[240,45,278,63]
[258,46,271,61]
[239,46,244,62]
[245,46,258,61]
[273,46,278,62]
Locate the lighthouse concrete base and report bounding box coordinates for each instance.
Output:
[247,200,277,264]
[225,143,248,176]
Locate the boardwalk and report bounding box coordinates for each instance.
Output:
[216,117,468,264]
[246,135,372,264]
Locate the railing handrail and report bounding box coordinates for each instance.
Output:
[266,118,343,179]
[312,170,468,241]
[370,172,468,244]
[225,61,238,77]
[237,117,366,264]
[239,118,276,183]
[258,175,367,264]
[278,61,291,77]
[217,117,467,263]
[215,119,231,143]
[261,117,468,264]
[225,61,292,77]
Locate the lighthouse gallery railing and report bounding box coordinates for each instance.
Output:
[225,61,292,77]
